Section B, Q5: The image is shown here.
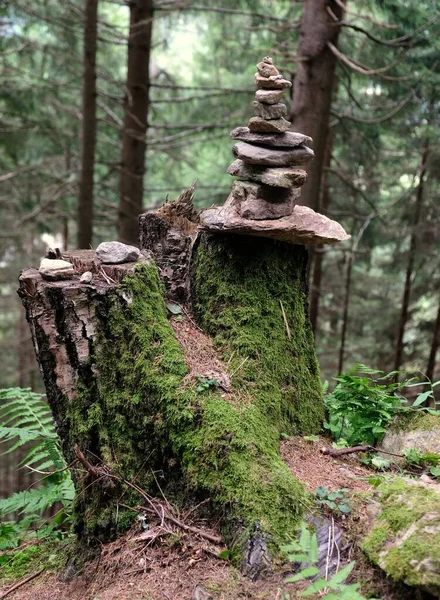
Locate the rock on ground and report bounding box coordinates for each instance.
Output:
[363,477,440,598]
[379,412,440,465]
[96,241,142,264]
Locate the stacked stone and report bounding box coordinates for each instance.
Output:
[227,57,314,220]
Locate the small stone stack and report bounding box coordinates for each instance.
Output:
[227,57,314,220]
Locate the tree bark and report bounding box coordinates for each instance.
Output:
[338,251,352,374]
[117,0,154,245]
[18,206,323,574]
[393,144,430,374]
[289,0,344,211]
[426,296,440,382]
[309,135,332,334]
[77,0,98,249]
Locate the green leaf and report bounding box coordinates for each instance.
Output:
[218,549,230,560]
[285,566,320,583]
[166,303,182,315]
[430,466,440,479]
[300,578,328,596]
[412,391,433,406]
[327,562,355,586]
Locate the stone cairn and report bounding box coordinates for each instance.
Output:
[226,56,314,221]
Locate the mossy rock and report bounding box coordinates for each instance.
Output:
[380,412,440,464]
[363,477,440,597]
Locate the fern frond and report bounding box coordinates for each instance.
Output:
[0,478,75,518]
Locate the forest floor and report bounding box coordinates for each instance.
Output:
[0,436,417,600]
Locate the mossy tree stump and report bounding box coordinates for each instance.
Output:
[18,208,325,574]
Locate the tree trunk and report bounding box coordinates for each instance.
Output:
[338,251,352,374]
[309,135,332,334]
[117,0,153,245]
[393,144,430,374]
[289,0,344,211]
[77,0,98,249]
[18,207,323,573]
[427,296,440,382]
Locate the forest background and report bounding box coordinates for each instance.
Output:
[0,0,439,497]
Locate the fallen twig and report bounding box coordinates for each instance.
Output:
[73,446,223,546]
[0,569,45,599]
[320,445,405,458]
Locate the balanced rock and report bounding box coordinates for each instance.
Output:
[227,160,307,189]
[232,142,314,167]
[96,241,141,264]
[39,258,74,281]
[253,101,287,120]
[255,89,283,105]
[256,60,279,78]
[229,181,299,221]
[230,127,312,149]
[255,73,292,90]
[200,202,350,246]
[248,116,291,133]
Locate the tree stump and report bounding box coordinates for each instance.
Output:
[18,201,330,572]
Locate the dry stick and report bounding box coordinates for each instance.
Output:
[0,569,45,599]
[280,300,291,340]
[73,447,223,546]
[320,445,405,458]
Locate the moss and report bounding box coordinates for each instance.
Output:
[67,258,311,552]
[0,539,69,584]
[363,522,393,563]
[362,477,440,590]
[391,411,440,433]
[192,234,324,434]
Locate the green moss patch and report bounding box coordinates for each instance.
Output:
[67,256,313,551]
[192,234,323,434]
[363,477,440,592]
[391,411,440,433]
[0,539,69,584]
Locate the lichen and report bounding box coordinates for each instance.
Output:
[362,478,440,591]
[67,254,314,552]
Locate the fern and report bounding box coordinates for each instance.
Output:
[0,388,75,547]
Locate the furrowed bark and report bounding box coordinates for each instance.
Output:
[77,0,98,249]
[118,0,154,245]
[289,0,345,211]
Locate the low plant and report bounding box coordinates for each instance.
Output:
[324,365,440,447]
[195,375,220,393]
[315,487,351,515]
[281,521,373,599]
[324,365,407,446]
[0,388,74,550]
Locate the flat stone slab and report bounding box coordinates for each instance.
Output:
[227,160,307,189]
[231,127,312,149]
[200,201,350,246]
[255,89,283,105]
[248,116,291,133]
[255,73,292,89]
[232,141,314,167]
[253,101,287,120]
[39,258,74,280]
